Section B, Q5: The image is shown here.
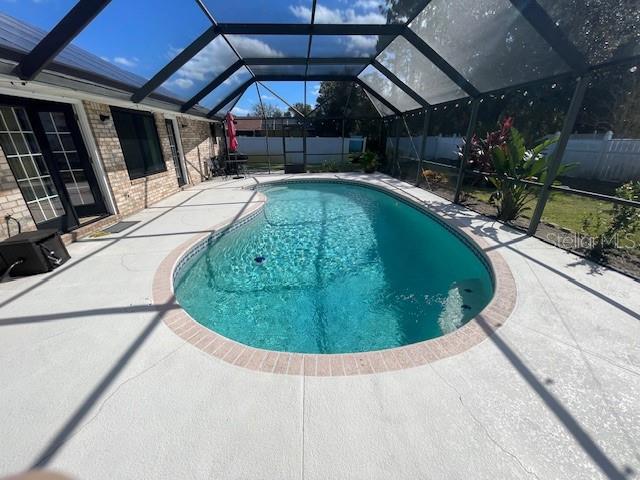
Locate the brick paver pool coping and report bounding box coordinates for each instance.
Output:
[152,177,517,376]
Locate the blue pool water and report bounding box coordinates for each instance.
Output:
[175,182,493,354]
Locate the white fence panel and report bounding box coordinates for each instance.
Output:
[237,136,361,164]
[558,133,640,182]
[241,133,640,181]
[395,135,463,163]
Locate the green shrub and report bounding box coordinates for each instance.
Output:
[361,151,378,173]
[582,181,640,259]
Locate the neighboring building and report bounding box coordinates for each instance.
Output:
[0,14,224,242]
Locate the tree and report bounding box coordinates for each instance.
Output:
[309,81,384,153]
[251,103,283,118]
[286,103,313,117]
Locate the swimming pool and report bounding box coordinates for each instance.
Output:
[174,181,494,354]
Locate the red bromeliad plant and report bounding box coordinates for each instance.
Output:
[462,116,514,173]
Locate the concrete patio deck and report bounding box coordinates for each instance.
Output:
[1,173,638,480]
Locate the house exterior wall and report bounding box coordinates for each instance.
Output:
[82,100,180,217]
[178,116,220,185]
[0,97,220,241]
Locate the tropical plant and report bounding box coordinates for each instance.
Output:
[487,128,560,222]
[462,116,514,173]
[361,151,378,173]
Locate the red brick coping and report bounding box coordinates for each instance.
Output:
[152,179,517,376]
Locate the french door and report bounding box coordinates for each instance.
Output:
[0,96,107,232]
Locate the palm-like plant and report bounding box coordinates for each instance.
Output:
[487,128,559,222]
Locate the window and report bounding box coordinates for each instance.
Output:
[111,108,166,179]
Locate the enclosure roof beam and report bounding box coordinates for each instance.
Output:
[214,23,405,36]
[244,57,371,66]
[253,75,356,82]
[509,0,588,73]
[402,28,480,97]
[355,79,401,115]
[371,60,430,108]
[207,79,254,118]
[180,60,244,113]
[132,26,219,103]
[14,0,111,80]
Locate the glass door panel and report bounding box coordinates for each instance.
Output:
[0,106,68,228]
[34,105,106,219]
[39,111,96,208]
[0,96,109,233]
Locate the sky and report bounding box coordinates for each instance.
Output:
[0,0,396,115]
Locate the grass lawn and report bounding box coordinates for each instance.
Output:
[464,184,631,237]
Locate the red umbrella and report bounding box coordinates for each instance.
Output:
[226,112,238,153]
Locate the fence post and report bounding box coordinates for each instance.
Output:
[416,108,431,186]
[393,116,401,177]
[302,117,308,171]
[281,118,287,169]
[527,75,590,235]
[340,118,346,163]
[454,99,480,203]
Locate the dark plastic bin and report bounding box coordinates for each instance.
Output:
[0,229,70,276]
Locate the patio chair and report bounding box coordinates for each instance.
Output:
[208,156,227,179]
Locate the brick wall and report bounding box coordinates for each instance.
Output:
[177,116,220,185]
[83,100,181,217]
[0,98,219,241]
[0,148,37,240]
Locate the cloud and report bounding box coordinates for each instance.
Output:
[113,56,138,68]
[354,0,383,10]
[289,4,386,24]
[165,77,194,90]
[232,106,251,116]
[165,36,284,91]
[343,35,379,56]
[308,83,321,105]
[231,36,285,58]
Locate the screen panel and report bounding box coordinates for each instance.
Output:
[226,35,309,58]
[377,36,468,105]
[536,0,640,66]
[0,1,78,35]
[55,1,211,89]
[409,0,570,92]
[250,65,307,77]
[358,65,421,112]
[159,36,239,100]
[310,35,391,58]
[218,94,243,116]
[202,0,313,23]
[258,81,307,114]
[313,0,423,24]
[201,67,253,110]
[364,90,394,117]
[306,64,365,76]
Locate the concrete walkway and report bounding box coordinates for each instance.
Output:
[1,173,638,480]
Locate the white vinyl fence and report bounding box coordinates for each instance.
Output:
[556,132,640,182]
[390,132,640,183]
[236,136,365,164]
